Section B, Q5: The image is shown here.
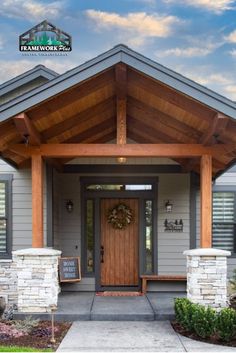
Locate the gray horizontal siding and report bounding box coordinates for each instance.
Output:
[0,158,47,252]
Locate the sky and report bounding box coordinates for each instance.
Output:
[0,0,236,100]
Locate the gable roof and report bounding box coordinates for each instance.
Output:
[0,44,236,122]
[0,64,58,97]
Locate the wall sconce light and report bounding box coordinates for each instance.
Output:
[66,200,73,213]
[117,157,127,164]
[165,200,173,213]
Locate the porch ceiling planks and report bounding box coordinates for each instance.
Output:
[41,97,115,141]
[27,69,115,123]
[128,97,201,141]
[128,68,216,124]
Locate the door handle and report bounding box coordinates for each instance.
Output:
[100,246,104,263]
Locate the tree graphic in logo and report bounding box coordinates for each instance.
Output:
[19,20,72,52]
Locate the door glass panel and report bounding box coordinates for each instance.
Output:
[145,200,153,273]
[86,184,152,191]
[86,200,94,273]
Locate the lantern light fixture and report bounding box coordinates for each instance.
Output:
[165,200,173,213]
[66,199,73,213]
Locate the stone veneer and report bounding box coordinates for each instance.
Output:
[13,248,61,313]
[184,248,231,309]
[0,259,17,307]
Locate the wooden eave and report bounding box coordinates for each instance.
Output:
[0,60,236,176]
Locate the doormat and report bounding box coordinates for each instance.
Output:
[96,291,143,296]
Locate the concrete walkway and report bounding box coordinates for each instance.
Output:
[57,321,236,352]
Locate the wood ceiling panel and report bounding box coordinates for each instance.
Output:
[64,118,116,143]
[128,82,208,132]
[42,97,115,140]
[128,69,216,123]
[128,97,201,141]
[35,83,115,132]
[28,69,114,121]
[48,107,115,143]
[127,116,178,143]
[128,102,199,143]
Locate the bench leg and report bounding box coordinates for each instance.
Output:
[142,278,147,295]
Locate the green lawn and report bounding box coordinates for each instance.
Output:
[0,346,52,352]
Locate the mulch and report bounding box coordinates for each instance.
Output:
[172,321,236,347]
[0,320,71,351]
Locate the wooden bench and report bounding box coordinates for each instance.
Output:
[140,275,187,294]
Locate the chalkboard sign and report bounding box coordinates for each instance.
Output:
[59,257,81,283]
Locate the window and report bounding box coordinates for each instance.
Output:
[85,199,94,273]
[0,175,12,258]
[213,192,236,252]
[145,200,153,273]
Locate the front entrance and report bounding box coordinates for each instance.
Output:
[100,198,139,287]
[81,176,157,291]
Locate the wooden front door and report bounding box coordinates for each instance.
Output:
[100,198,139,287]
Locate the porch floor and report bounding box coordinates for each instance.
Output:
[14,291,186,321]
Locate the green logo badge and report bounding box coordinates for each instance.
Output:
[19,20,72,52]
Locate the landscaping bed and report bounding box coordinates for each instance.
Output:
[0,319,71,351]
[172,320,236,347]
[173,298,236,347]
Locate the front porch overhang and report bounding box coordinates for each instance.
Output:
[0,45,236,251]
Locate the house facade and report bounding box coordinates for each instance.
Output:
[0,45,236,309]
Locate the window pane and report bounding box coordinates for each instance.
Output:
[0,219,6,253]
[213,192,235,252]
[86,184,152,191]
[86,200,94,273]
[0,183,6,218]
[145,200,153,273]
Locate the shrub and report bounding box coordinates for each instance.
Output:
[192,305,216,339]
[174,298,199,331]
[12,316,39,334]
[174,298,216,338]
[216,308,236,342]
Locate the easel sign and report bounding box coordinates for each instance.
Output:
[59,257,81,283]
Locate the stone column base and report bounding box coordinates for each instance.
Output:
[13,248,61,313]
[184,248,231,309]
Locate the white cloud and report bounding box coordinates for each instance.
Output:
[156,47,212,58]
[173,66,236,100]
[225,29,236,43]
[0,0,65,21]
[85,10,182,47]
[163,0,235,13]
[229,49,236,57]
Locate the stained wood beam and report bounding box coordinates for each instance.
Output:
[115,63,127,145]
[200,112,228,146]
[200,155,212,248]
[14,113,41,146]
[32,154,44,248]
[9,143,235,158]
